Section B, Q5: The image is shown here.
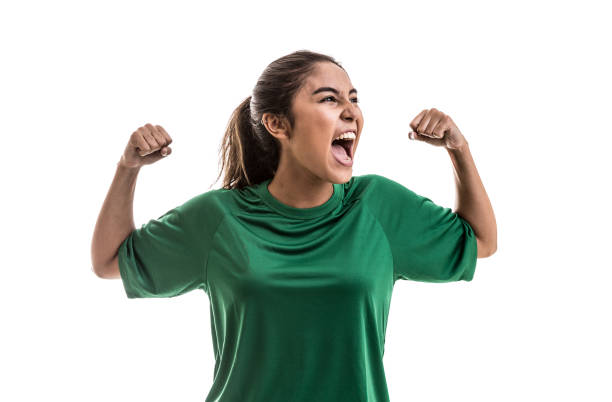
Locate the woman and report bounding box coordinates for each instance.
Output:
[91,50,497,402]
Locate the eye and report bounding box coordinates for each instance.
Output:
[320,96,360,104]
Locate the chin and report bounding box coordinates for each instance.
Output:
[329,169,352,184]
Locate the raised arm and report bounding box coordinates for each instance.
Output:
[90,163,140,278]
[90,123,173,278]
[447,143,497,258]
[408,108,497,258]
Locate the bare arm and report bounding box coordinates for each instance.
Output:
[90,162,140,278]
[91,123,173,279]
[446,143,498,258]
[408,108,497,259]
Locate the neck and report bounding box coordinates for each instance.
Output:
[267,166,334,209]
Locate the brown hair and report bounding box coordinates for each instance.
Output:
[213,50,345,190]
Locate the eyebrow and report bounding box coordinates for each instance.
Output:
[312,87,358,96]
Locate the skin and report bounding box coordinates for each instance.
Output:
[261,61,362,209]
[91,123,174,279]
[408,108,497,257]
[92,64,496,280]
[262,62,496,258]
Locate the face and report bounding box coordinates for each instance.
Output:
[268,61,363,184]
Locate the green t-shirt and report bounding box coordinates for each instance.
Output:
[118,173,478,402]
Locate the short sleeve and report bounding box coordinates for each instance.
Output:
[365,175,478,283]
[118,203,205,299]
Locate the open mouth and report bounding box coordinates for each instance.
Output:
[331,137,354,159]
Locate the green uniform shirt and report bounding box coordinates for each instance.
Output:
[118,173,478,402]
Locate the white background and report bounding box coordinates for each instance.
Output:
[2,0,610,401]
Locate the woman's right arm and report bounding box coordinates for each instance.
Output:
[91,123,173,279]
[90,163,140,278]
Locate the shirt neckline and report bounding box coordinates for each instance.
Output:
[255,177,343,219]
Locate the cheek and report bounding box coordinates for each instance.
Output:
[291,135,327,162]
[304,138,330,163]
[311,115,335,134]
[356,110,364,125]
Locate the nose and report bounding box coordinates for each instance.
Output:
[341,102,358,121]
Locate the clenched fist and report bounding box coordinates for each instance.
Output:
[408,108,468,150]
[119,123,173,169]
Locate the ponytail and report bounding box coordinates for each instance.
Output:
[214,96,279,190]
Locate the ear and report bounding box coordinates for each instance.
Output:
[262,113,290,141]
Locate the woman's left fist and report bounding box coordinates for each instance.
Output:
[408,108,468,150]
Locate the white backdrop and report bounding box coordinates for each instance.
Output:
[2,0,610,401]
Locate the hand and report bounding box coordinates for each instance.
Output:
[408,108,468,150]
[119,123,173,169]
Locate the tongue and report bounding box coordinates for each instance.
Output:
[331,143,349,161]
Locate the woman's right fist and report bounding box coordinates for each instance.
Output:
[119,123,173,169]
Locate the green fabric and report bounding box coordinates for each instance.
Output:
[118,174,478,402]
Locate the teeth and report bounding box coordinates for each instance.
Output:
[334,131,356,141]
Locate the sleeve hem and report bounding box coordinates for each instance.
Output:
[459,218,478,282]
[117,233,138,299]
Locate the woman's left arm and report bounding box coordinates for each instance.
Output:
[408,108,498,258]
[446,143,497,258]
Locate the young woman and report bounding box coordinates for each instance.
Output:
[91,50,497,402]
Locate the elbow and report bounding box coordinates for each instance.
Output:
[91,255,109,278]
[92,255,121,279]
[486,243,497,257]
[91,256,117,279]
[487,234,498,256]
[92,264,108,279]
[476,237,497,258]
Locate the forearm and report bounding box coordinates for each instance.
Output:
[90,161,140,276]
[446,143,497,256]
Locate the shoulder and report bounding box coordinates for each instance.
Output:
[180,187,230,210]
[346,174,431,223]
[346,174,420,200]
[173,187,233,231]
